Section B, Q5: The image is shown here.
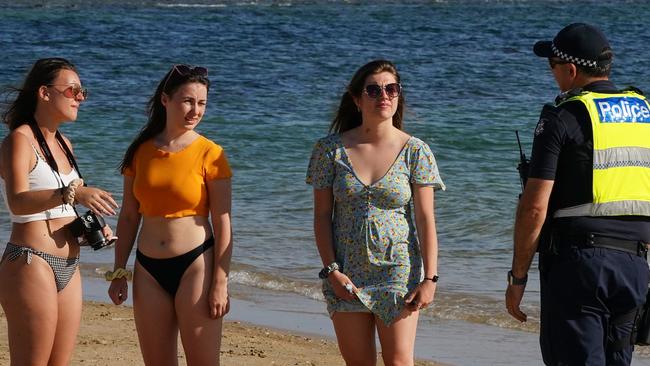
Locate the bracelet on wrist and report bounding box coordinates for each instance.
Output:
[423,275,439,283]
[61,185,76,205]
[105,268,132,281]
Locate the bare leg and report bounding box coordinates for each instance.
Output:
[0,255,59,366]
[49,268,82,366]
[133,261,179,366]
[376,309,419,366]
[332,312,377,366]
[176,248,222,366]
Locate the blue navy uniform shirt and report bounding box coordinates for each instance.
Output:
[528,80,650,241]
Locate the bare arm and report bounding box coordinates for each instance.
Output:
[207,177,232,319]
[107,175,141,305]
[313,188,336,266]
[506,177,554,322]
[313,188,357,300]
[405,185,438,310]
[1,131,68,214]
[413,185,438,279]
[512,178,554,278]
[112,175,141,270]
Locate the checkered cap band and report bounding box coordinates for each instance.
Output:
[552,42,598,68]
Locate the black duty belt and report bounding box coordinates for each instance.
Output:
[584,233,648,257]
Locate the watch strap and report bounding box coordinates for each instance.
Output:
[318,261,340,279]
[508,270,528,286]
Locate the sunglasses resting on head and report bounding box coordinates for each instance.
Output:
[162,64,209,91]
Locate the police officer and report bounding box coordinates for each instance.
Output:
[505,23,650,365]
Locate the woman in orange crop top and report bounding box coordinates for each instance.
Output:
[108,64,233,366]
[0,58,118,365]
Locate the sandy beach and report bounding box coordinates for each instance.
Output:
[0,301,443,365]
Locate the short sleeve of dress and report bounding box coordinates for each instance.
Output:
[409,140,446,190]
[306,137,335,189]
[204,142,233,180]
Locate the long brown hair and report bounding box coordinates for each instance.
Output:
[119,66,210,173]
[2,58,77,130]
[330,59,405,133]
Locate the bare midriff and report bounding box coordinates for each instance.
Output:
[137,215,212,258]
[8,216,80,259]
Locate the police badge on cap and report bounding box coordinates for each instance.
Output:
[533,23,613,68]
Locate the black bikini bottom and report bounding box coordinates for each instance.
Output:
[136,237,214,297]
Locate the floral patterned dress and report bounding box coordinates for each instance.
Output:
[306,133,445,325]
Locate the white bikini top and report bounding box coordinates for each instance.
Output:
[1,144,79,223]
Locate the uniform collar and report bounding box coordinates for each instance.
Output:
[582,80,617,93]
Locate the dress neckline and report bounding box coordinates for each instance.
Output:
[336,134,412,187]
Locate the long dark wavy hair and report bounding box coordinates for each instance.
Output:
[2,58,78,130]
[329,59,405,133]
[119,66,211,173]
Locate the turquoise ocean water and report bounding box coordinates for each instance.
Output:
[1,1,650,364]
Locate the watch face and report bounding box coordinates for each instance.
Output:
[319,262,340,279]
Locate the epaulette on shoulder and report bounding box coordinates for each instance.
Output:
[554,88,584,105]
[622,86,645,95]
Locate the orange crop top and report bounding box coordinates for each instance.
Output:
[124,135,232,218]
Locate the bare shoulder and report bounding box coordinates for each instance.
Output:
[2,127,33,152]
[396,129,412,144]
[0,128,34,175]
[339,127,358,146]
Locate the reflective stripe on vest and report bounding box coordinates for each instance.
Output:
[553,91,650,218]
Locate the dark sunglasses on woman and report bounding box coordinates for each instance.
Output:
[363,83,402,99]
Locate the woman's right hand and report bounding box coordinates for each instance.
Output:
[75,186,118,216]
[328,270,359,301]
[108,278,128,305]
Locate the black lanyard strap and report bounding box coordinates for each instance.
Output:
[28,122,84,182]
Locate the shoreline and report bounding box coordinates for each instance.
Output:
[6,269,649,365]
[0,301,443,366]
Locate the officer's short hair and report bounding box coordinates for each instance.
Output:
[576,49,613,78]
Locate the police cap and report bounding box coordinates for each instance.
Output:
[533,23,612,68]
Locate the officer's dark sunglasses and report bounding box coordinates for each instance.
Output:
[548,58,571,69]
[363,83,402,99]
[162,64,208,91]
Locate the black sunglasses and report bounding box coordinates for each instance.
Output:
[162,64,208,91]
[363,83,402,99]
[548,58,571,69]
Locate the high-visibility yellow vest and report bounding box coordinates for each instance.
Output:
[553,90,650,218]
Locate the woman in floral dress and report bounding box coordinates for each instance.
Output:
[307,59,445,365]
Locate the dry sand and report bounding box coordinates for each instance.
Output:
[0,301,444,365]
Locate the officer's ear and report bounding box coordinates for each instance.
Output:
[567,63,578,78]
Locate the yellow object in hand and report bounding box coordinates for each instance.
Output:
[105,268,132,281]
